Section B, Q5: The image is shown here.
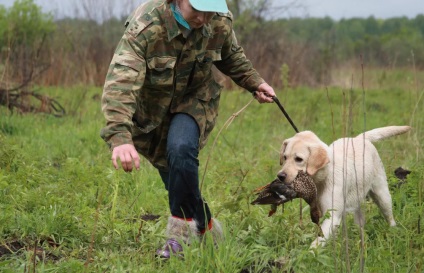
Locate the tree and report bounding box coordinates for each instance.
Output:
[0,0,64,116]
[0,0,55,85]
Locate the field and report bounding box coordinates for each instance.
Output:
[0,68,423,272]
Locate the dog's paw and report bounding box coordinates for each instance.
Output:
[309,236,326,249]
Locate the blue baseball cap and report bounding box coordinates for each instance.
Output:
[189,0,228,13]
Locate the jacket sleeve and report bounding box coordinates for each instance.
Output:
[214,19,265,93]
[100,31,147,150]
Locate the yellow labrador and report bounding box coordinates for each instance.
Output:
[277,126,411,247]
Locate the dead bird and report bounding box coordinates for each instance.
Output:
[251,179,298,216]
[393,166,412,188]
[251,170,322,226]
[394,166,411,180]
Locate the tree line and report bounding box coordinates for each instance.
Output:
[1,0,423,90]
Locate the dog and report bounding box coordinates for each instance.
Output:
[277,126,411,247]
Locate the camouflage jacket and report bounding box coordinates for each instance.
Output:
[100,0,265,170]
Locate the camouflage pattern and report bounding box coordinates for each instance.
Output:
[100,0,265,170]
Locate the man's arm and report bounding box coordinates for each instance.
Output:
[100,30,147,171]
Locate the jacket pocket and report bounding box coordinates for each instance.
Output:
[195,79,223,102]
[146,56,176,86]
[114,53,144,71]
[188,49,221,88]
[108,53,146,91]
[195,50,221,71]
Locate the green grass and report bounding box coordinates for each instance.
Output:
[0,76,423,272]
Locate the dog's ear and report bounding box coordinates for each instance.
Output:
[306,145,329,176]
[279,140,289,165]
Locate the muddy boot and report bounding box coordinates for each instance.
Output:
[156,216,198,259]
[199,218,224,245]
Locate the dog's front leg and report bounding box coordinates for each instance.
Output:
[310,210,342,248]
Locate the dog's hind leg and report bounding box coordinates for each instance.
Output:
[354,208,365,226]
[369,186,396,226]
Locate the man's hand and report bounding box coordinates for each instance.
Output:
[253,82,276,103]
[111,144,140,172]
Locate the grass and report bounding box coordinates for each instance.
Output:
[0,70,423,272]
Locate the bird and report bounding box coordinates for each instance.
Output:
[393,166,412,188]
[394,166,411,180]
[251,170,322,227]
[251,178,298,216]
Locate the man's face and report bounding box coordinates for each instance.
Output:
[178,0,214,29]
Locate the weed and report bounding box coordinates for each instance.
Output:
[0,76,423,272]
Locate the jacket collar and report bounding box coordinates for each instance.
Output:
[163,3,213,41]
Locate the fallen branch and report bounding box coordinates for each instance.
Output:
[0,89,65,117]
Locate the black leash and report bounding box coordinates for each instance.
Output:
[272,96,299,133]
[253,91,299,133]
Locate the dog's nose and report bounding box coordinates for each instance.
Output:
[277,172,287,182]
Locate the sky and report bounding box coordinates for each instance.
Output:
[1,0,423,21]
[302,0,424,20]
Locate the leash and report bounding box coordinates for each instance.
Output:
[253,92,299,133]
[272,96,299,133]
[270,95,302,224]
[201,94,299,192]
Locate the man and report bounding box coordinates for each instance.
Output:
[100,0,276,258]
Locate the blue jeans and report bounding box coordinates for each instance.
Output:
[159,113,211,232]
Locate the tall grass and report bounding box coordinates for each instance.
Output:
[0,69,423,272]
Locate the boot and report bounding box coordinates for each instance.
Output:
[199,218,224,245]
[156,216,198,259]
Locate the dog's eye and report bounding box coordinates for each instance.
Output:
[283,155,287,161]
[294,156,303,163]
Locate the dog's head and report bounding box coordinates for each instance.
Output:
[277,131,330,183]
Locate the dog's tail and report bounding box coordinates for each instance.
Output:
[355,126,411,143]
